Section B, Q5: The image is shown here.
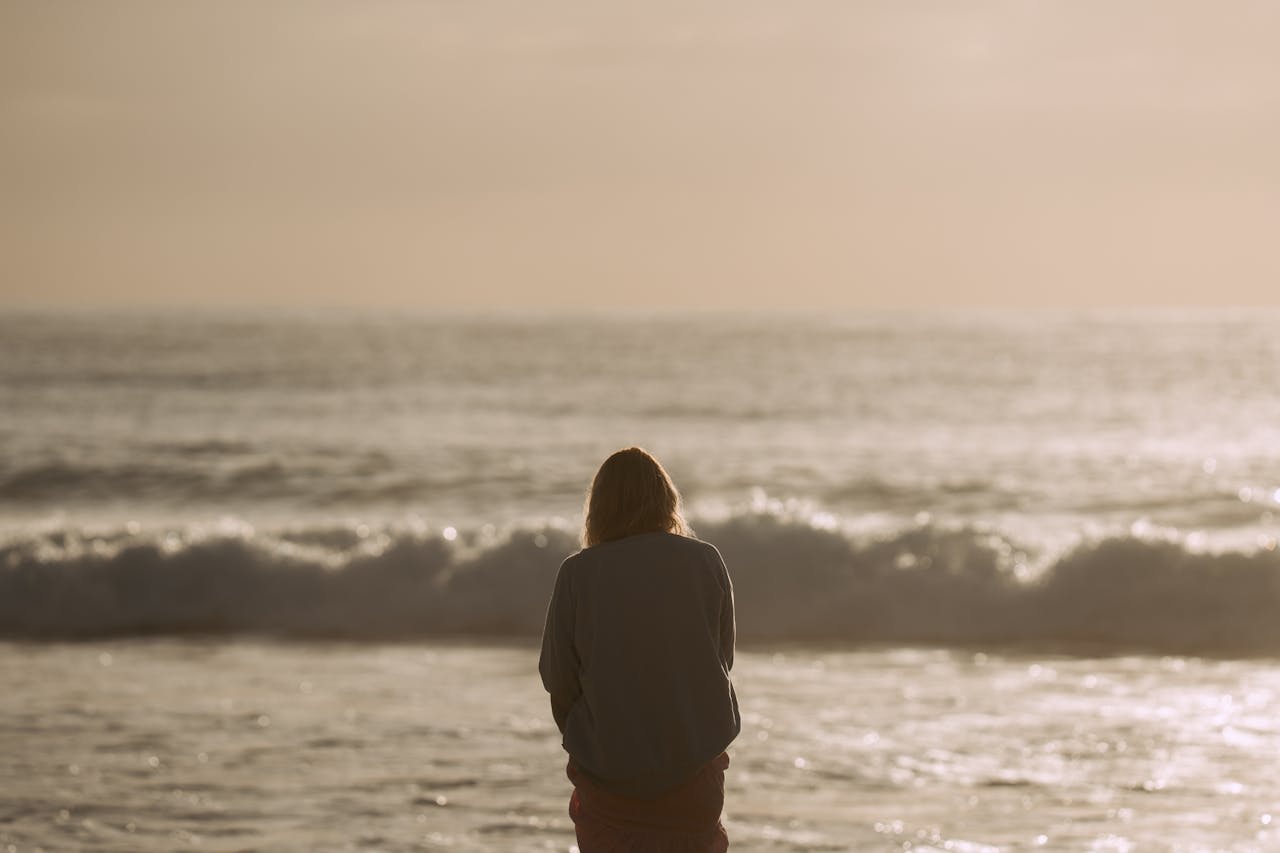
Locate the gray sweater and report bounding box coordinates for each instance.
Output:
[539,531,741,798]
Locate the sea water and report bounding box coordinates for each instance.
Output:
[2,643,1277,851]
[2,311,1279,850]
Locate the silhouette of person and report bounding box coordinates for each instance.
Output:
[540,447,740,851]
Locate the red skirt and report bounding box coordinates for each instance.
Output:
[567,752,730,853]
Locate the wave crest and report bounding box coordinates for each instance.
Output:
[2,514,1278,655]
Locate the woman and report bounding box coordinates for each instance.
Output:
[540,447,741,852]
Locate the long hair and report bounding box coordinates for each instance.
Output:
[582,447,691,547]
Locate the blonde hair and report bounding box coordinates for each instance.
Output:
[582,447,691,547]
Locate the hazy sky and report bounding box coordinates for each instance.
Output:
[2,1,1277,312]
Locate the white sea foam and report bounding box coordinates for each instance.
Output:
[3,511,1278,655]
[3,642,1279,851]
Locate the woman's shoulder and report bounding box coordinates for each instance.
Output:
[640,532,725,571]
[575,530,720,560]
[660,532,723,560]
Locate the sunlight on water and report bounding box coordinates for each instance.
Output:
[1,642,1277,852]
[2,315,1280,849]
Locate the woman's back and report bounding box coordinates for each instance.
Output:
[540,531,740,798]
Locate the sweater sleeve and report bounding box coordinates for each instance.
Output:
[538,556,581,734]
[715,548,736,673]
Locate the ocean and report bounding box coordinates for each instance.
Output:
[2,311,1278,851]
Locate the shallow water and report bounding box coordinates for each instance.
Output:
[2,641,1276,852]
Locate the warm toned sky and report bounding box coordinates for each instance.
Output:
[2,1,1277,312]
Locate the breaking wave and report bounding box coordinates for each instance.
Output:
[0,455,527,506]
[2,512,1278,656]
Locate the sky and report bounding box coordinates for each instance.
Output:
[2,0,1278,313]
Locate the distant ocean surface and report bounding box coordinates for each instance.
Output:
[2,311,1278,652]
[3,311,1279,852]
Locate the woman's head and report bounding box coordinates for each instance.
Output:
[582,447,690,547]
